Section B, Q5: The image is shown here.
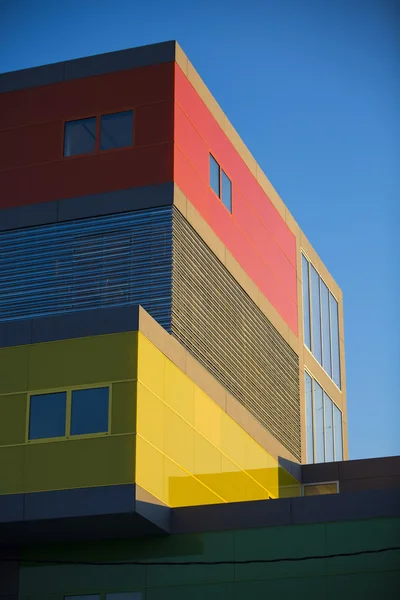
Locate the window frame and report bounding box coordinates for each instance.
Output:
[26,384,112,443]
[209,153,233,214]
[63,108,135,159]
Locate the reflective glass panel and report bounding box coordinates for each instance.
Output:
[305,372,314,464]
[210,154,220,197]
[330,293,341,388]
[324,392,334,462]
[321,280,332,377]
[313,380,324,463]
[64,117,96,157]
[333,404,343,461]
[310,265,322,364]
[71,387,109,436]
[304,482,338,496]
[29,392,66,440]
[100,110,134,151]
[302,255,311,349]
[221,170,232,213]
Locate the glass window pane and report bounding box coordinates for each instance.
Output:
[221,170,232,212]
[330,293,341,388]
[304,482,338,496]
[302,256,311,350]
[313,380,324,463]
[324,392,334,462]
[210,154,220,197]
[64,117,96,157]
[71,387,109,436]
[65,597,100,600]
[305,371,314,463]
[100,110,134,151]
[106,594,142,600]
[29,392,66,440]
[310,265,322,364]
[321,280,332,377]
[333,404,343,461]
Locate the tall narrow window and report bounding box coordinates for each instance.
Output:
[324,393,334,462]
[321,280,332,377]
[210,154,220,197]
[100,110,134,151]
[310,265,322,364]
[330,294,341,388]
[302,256,311,350]
[305,371,314,463]
[333,404,343,461]
[313,380,324,463]
[222,171,232,213]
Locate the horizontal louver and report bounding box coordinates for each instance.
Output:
[0,208,173,329]
[172,208,301,461]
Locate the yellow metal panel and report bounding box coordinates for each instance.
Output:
[0,393,27,446]
[0,346,30,394]
[28,333,138,391]
[164,455,223,507]
[136,383,165,451]
[220,412,247,470]
[164,360,195,425]
[111,381,136,435]
[193,433,222,483]
[136,435,165,503]
[163,406,194,473]
[0,445,25,494]
[194,387,221,448]
[24,435,135,493]
[137,333,165,399]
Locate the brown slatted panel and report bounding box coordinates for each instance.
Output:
[171,208,301,461]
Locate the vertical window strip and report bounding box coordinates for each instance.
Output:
[320,280,332,377]
[330,293,341,388]
[313,379,324,463]
[302,255,312,350]
[333,404,343,461]
[310,265,322,365]
[305,371,314,463]
[324,392,334,462]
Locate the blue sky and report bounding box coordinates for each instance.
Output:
[1,0,399,460]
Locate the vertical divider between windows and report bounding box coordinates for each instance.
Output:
[25,392,31,443]
[66,389,72,437]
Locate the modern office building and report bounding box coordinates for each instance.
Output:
[1,40,397,599]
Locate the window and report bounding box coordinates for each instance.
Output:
[63,110,134,157]
[302,255,341,388]
[29,392,66,440]
[64,117,96,157]
[28,387,109,441]
[64,594,142,600]
[100,111,134,151]
[303,482,338,496]
[304,372,343,464]
[71,387,109,435]
[209,153,232,213]
[65,597,100,600]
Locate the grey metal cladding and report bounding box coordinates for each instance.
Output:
[0,41,177,94]
[0,201,58,232]
[171,207,301,461]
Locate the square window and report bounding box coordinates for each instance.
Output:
[71,387,109,436]
[100,110,134,151]
[64,117,96,157]
[29,392,66,440]
[222,170,232,213]
[210,154,220,197]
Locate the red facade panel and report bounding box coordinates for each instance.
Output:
[174,65,298,333]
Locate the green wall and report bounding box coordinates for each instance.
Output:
[19,517,400,599]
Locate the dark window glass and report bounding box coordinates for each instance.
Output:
[310,265,322,364]
[302,256,311,350]
[321,280,332,377]
[304,482,338,496]
[305,371,314,464]
[29,392,66,440]
[333,404,343,461]
[313,380,324,463]
[100,110,134,151]
[65,596,100,600]
[64,117,96,157]
[106,594,143,600]
[210,154,220,197]
[324,392,334,462]
[71,387,109,435]
[221,170,232,212]
[330,293,341,388]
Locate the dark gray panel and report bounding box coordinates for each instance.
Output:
[339,475,400,494]
[57,182,174,222]
[0,201,58,232]
[136,500,171,533]
[171,498,291,534]
[338,456,400,480]
[301,462,339,484]
[279,457,302,481]
[0,495,24,523]
[24,484,135,521]
[0,559,19,594]
[64,41,175,81]
[30,305,140,344]
[0,62,64,93]
[0,321,32,347]
[291,488,400,524]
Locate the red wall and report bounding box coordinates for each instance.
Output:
[0,63,174,208]
[174,65,298,334]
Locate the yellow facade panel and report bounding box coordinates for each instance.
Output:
[0,393,27,446]
[0,445,25,494]
[111,381,136,435]
[137,333,165,399]
[136,435,165,503]
[0,345,30,395]
[136,383,165,451]
[163,408,194,473]
[194,386,222,448]
[165,455,224,507]
[164,360,195,426]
